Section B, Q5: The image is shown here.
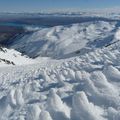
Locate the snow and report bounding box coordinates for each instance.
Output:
[71,91,105,120]
[1,14,120,120]
[40,111,53,120]
[26,104,41,120]
[11,21,116,58]
[0,47,34,66]
[0,43,120,119]
[115,29,120,40]
[103,65,120,81]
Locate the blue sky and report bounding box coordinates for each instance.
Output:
[0,0,120,12]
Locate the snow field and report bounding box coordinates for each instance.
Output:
[0,43,120,120]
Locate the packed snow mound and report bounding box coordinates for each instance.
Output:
[0,41,120,119]
[11,21,116,58]
[115,28,120,40]
[71,91,105,120]
[0,47,34,66]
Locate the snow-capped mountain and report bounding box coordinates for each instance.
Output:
[11,21,116,58]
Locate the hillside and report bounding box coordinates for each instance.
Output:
[0,14,120,120]
[0,47,34,66]
[10,21,116,58]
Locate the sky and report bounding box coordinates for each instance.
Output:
[0,0,120,12]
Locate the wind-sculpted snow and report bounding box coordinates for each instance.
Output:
[0,41,120,119]
[0,18,120,120]
[11,21,116,58]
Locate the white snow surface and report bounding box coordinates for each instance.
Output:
[0,41,120,119]
[11,21,116,58]
[1,19,120,120]
[0,47,34,66]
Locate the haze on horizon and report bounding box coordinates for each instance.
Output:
[0,0,120,13]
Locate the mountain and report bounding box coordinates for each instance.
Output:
[10,21,116,59]
[0,39,120,120]
[0,13,120,120]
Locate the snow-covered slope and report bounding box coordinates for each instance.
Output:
[0,47,34,66]
[11,21,116,58]
[0,40,120,119]
[1,14,120,120]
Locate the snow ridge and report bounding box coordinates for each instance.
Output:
[11,21,116,58]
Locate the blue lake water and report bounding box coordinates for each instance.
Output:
[0,16,117,28]
[0,22,28,27]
